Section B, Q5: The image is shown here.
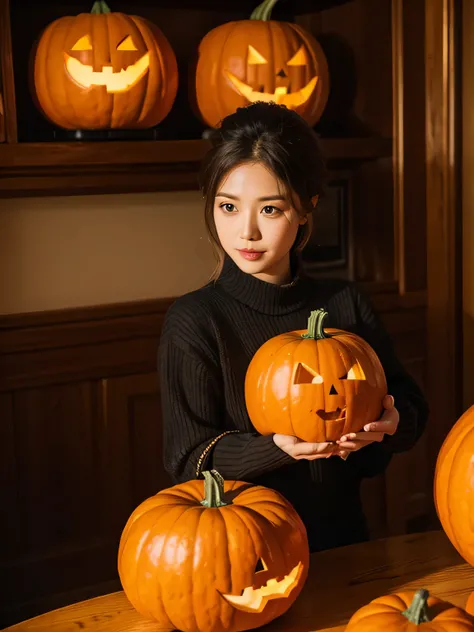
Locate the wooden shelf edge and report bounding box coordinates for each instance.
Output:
[0,137,392,198]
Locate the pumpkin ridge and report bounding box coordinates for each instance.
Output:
[39,21,62,126]
[160,503,202,629]
[131,16,161,127]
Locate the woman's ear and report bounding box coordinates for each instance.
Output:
[311,195,319,208]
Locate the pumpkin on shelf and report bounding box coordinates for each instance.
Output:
[31,1,178,131]
[434,404,474,567]
[345,589,474,631]
[245,308,387,444]
[193,0,329,129]
[118,470,309,632]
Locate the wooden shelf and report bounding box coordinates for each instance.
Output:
[0,137,391,198]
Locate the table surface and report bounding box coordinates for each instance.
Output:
[5,530,474,632]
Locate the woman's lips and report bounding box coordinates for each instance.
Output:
[237,249,265,261]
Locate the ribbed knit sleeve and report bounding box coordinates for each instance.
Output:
[352,285,429,455]
[158,304,293,484]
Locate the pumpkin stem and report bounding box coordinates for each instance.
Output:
[302,309,330,340]
[250,0,279,20]
[200,470,229,508]
[91,1,111,13]
[401,590,431,624]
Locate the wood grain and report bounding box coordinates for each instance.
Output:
[4,530,474,632]
[425,0,463,473]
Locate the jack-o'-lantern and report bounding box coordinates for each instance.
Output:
[118,470,309,632]
[434,405,474,567]
[193,0,329,128]
[245,309,387,443]
[31,1,178,130]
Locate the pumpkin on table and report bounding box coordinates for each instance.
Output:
[193,0,329,129]
[118,470,309,632]
[245,308,387,444]
[345,589,474,631]
[31,1,178,130]
[434,404,474,567]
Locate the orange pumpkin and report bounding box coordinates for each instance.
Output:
[32,1,178,130]
[345,589,474,631]
[434,405,474,566]
[194,0,329,129]
[118,470,309,632]
[466,591,474,616]
[245,308,387,443]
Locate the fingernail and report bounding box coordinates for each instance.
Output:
[340,436,346,442]
[364,424,372,431]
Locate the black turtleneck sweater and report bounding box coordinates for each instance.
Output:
[158,256,429,552]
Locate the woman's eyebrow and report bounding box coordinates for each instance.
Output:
[216,192,286,201]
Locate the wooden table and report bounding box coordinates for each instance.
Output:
[5,530,474,632]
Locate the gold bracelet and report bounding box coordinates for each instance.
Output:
[195,430,240,478]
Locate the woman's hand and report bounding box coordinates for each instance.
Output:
[335,394,399,459]
[273,433,337,460]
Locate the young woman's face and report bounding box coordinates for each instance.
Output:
[213,162,307,284]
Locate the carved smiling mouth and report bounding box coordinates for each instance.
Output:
[224,70,318,107]
[316,407,347,422]
[64,52,150,93]
[222,561,303,613]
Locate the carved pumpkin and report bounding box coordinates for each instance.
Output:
[345,589,474,631]
[245,309,387,443]
[194,0,329,128]
[118,470,309,632]
[466,591,474,616]
[434,405,474,566]
[32,1,178,130]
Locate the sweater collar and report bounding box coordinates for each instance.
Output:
[215,254,310,315]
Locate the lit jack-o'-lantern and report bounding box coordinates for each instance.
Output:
[32,1,178,130]
[193,0,329,128]
[245,309,387,443]
[118,470,309,632]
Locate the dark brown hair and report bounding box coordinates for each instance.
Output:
[199,102,327,280]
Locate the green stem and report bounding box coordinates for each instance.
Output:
[302,309,330,340]
[401,590,431,624]
[91,1,111,13]
[250,0,279,20]
[200,470,228,508]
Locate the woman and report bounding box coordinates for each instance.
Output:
[158,101,429,552]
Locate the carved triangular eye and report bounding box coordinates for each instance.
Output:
[287,45,307,66]
[71,35,92,51]
[117,35,138,51]
[248,45,267,65]
[343,361,366,380]
[294,362,323,384]
[255,558,267,573]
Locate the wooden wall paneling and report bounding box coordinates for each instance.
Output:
[101,371,173,538]
[425,0,463,472]
[393,0,427,294]
[0,0,17,142]
[0,382,120,626]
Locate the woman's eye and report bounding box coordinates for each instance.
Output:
[262,205,281,216]
[220,203,235,212]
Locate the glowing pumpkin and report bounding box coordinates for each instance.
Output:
[245,309,387,443]
[194,0,329,128]
[32,1,178,130]
[434,405,474,567]
[118,470,309,632]
[345,589,474,631]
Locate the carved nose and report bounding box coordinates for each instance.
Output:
[329,385,338,395]
[276,68,287,78]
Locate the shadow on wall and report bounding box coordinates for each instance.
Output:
[463,312,474,410]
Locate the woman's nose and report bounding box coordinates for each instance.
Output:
[240,214,261,241]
